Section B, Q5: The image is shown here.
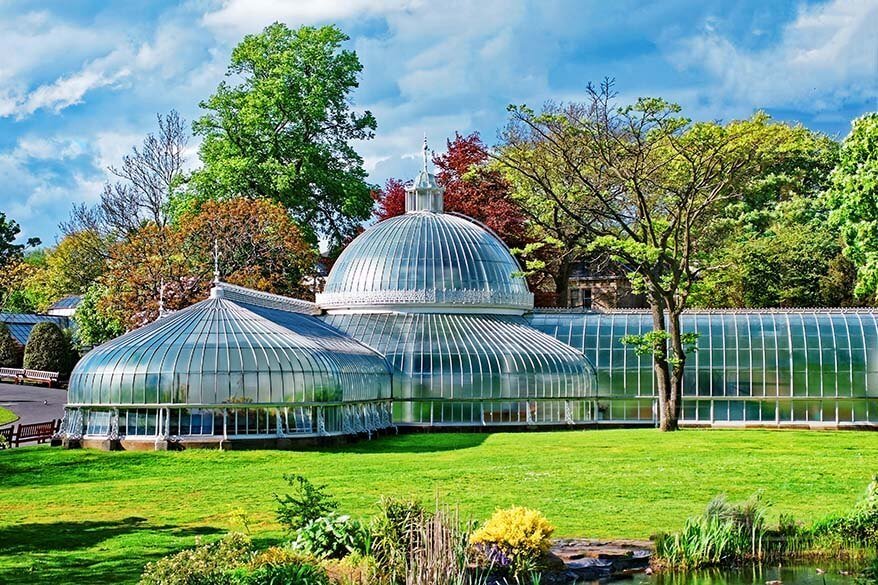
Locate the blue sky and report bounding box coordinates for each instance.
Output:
[1,0,876,245]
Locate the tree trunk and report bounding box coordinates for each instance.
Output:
[664,309,686,431]
[554,259,572,308]
[648,294,676,431]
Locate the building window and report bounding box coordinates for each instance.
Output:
[569,286,592,309]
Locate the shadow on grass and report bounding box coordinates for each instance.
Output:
[324,431,490,454]
[0,518,224,585]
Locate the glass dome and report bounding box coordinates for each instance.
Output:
[317,212,534,313]
[63,283,392,442]
[317,138,533,314]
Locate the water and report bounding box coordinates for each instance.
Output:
[631,564,864,585]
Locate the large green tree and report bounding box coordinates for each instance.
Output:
[825,113,878,300]
[497,82,782,431]
[691,118,849,307]
[191,23,376,248]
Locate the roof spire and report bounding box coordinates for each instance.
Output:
[422,133,429,174]
[405,135,444,213]
[213,239,220,284]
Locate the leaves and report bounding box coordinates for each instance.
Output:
[192,23,376,249]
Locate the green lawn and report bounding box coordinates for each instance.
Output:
[0,407,18,426]
[1,429,877,584]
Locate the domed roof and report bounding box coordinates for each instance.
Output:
[317,212,533,313]
[68,283,391,407]
[317,139,533,314]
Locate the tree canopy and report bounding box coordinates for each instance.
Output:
[191,23,376,248]
[497,82,785,430]
[825,113,878,300]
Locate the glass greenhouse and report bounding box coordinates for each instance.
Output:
[529,310,878,426]
[60,141,878,449]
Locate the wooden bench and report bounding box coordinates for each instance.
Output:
[1,419,60,447]
[20,369,60,388]
[0,367,24,383]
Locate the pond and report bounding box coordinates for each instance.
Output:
[633,564,865,585]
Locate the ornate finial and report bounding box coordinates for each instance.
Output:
[213,239,220,284]
[422,133,429,174]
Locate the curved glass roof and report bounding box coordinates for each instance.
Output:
[317,213,534,313]
[322,313,595,402]
[529,309,878,424]
[69,285,391,407]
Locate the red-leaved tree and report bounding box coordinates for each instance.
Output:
[374,133,529,246]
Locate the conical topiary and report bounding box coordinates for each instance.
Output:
[0,323,24,368]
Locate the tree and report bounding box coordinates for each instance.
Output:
[192,23,376,249]
[0,323,24,368]
[73,283,125,348]
[177,198,317,298]
[0,212,40,269]
[1,252,53,313]
[374,178,407,222]
[101,224,200,329]
[691,118,847,307]
[60,111,188,238]
[497,82,776,431]
[99,197,317,329]
[44,230,109,297]
[23,322,76,375]
[825,113,878,300]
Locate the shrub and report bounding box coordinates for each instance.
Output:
[228,563,328,585]
[812,475,878,549]
[23,322,76,375]
[470,506,554,575]
[139,533,253,585]
[654,494,803,569]
[291,513,370,559]
[275,475,339,534]
[247,546,317,570]
[370,497,426,583]
[322,552,379,585]
[0,323,24,368]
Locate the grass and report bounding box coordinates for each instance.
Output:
[0,407,18,426]
[0,429,877,584]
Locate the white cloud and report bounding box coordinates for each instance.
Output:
[672,0,878,110]
[202,0,419,34]
[14,59,132,118]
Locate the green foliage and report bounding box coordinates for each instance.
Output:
[370,497,426,582]
[290,513,370,560]
[138,533,253,585]
[856,558,878,585]
[811,475,878,549]
[275,475,340,534]
[0,212,40,270]
[825,113,878,300]
[621,331,698,366]
[73,283,125,347]
[192,23,376,248]
[2,284,53,314]
[0,322,24,368]
[228,563,328,585]
[654,493,799,569]
[22,322,76,375]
